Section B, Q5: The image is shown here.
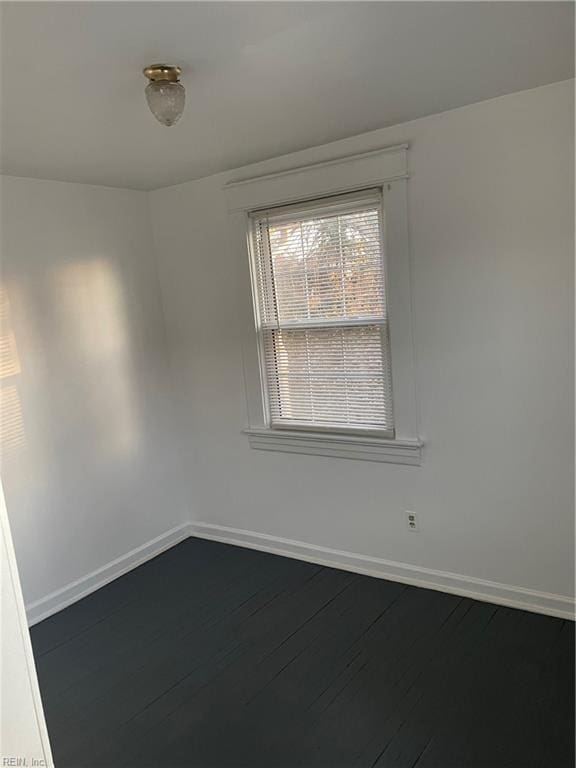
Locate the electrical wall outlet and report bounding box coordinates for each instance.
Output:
[406,511,420,532]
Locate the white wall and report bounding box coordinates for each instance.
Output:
[0,177,186,610]
[150,80,574,601]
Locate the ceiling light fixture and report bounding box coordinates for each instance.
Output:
[143,64,185,127]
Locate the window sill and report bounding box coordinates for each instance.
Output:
[244,428,422,465]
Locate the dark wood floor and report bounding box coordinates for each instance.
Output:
[31,538,574,768]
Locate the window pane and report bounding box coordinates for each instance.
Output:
[251,191,394,433]
[263,325,393,431]
[267,208,385,324]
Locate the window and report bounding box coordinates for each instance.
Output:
[226,143,421,464]
[249,190,393,435]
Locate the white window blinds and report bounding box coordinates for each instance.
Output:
[249,189,394,435]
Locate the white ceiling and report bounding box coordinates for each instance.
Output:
[0,2,573,190]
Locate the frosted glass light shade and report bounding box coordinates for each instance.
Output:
[145,81,185,126]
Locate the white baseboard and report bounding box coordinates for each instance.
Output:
[26,523,191,626]
[189,522,575,621]
[26,520,574,626]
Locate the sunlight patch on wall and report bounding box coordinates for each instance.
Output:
[0,285,21,379]
[53,258,140,459]
[0,284,27,466]
[0,385,27,461]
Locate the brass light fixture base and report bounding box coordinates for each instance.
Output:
[143,64,181,82]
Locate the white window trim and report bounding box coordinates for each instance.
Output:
[225,144,422,466]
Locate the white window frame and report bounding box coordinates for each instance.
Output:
[225,144,422,465]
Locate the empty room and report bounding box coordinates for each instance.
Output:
[1,2,574,767]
